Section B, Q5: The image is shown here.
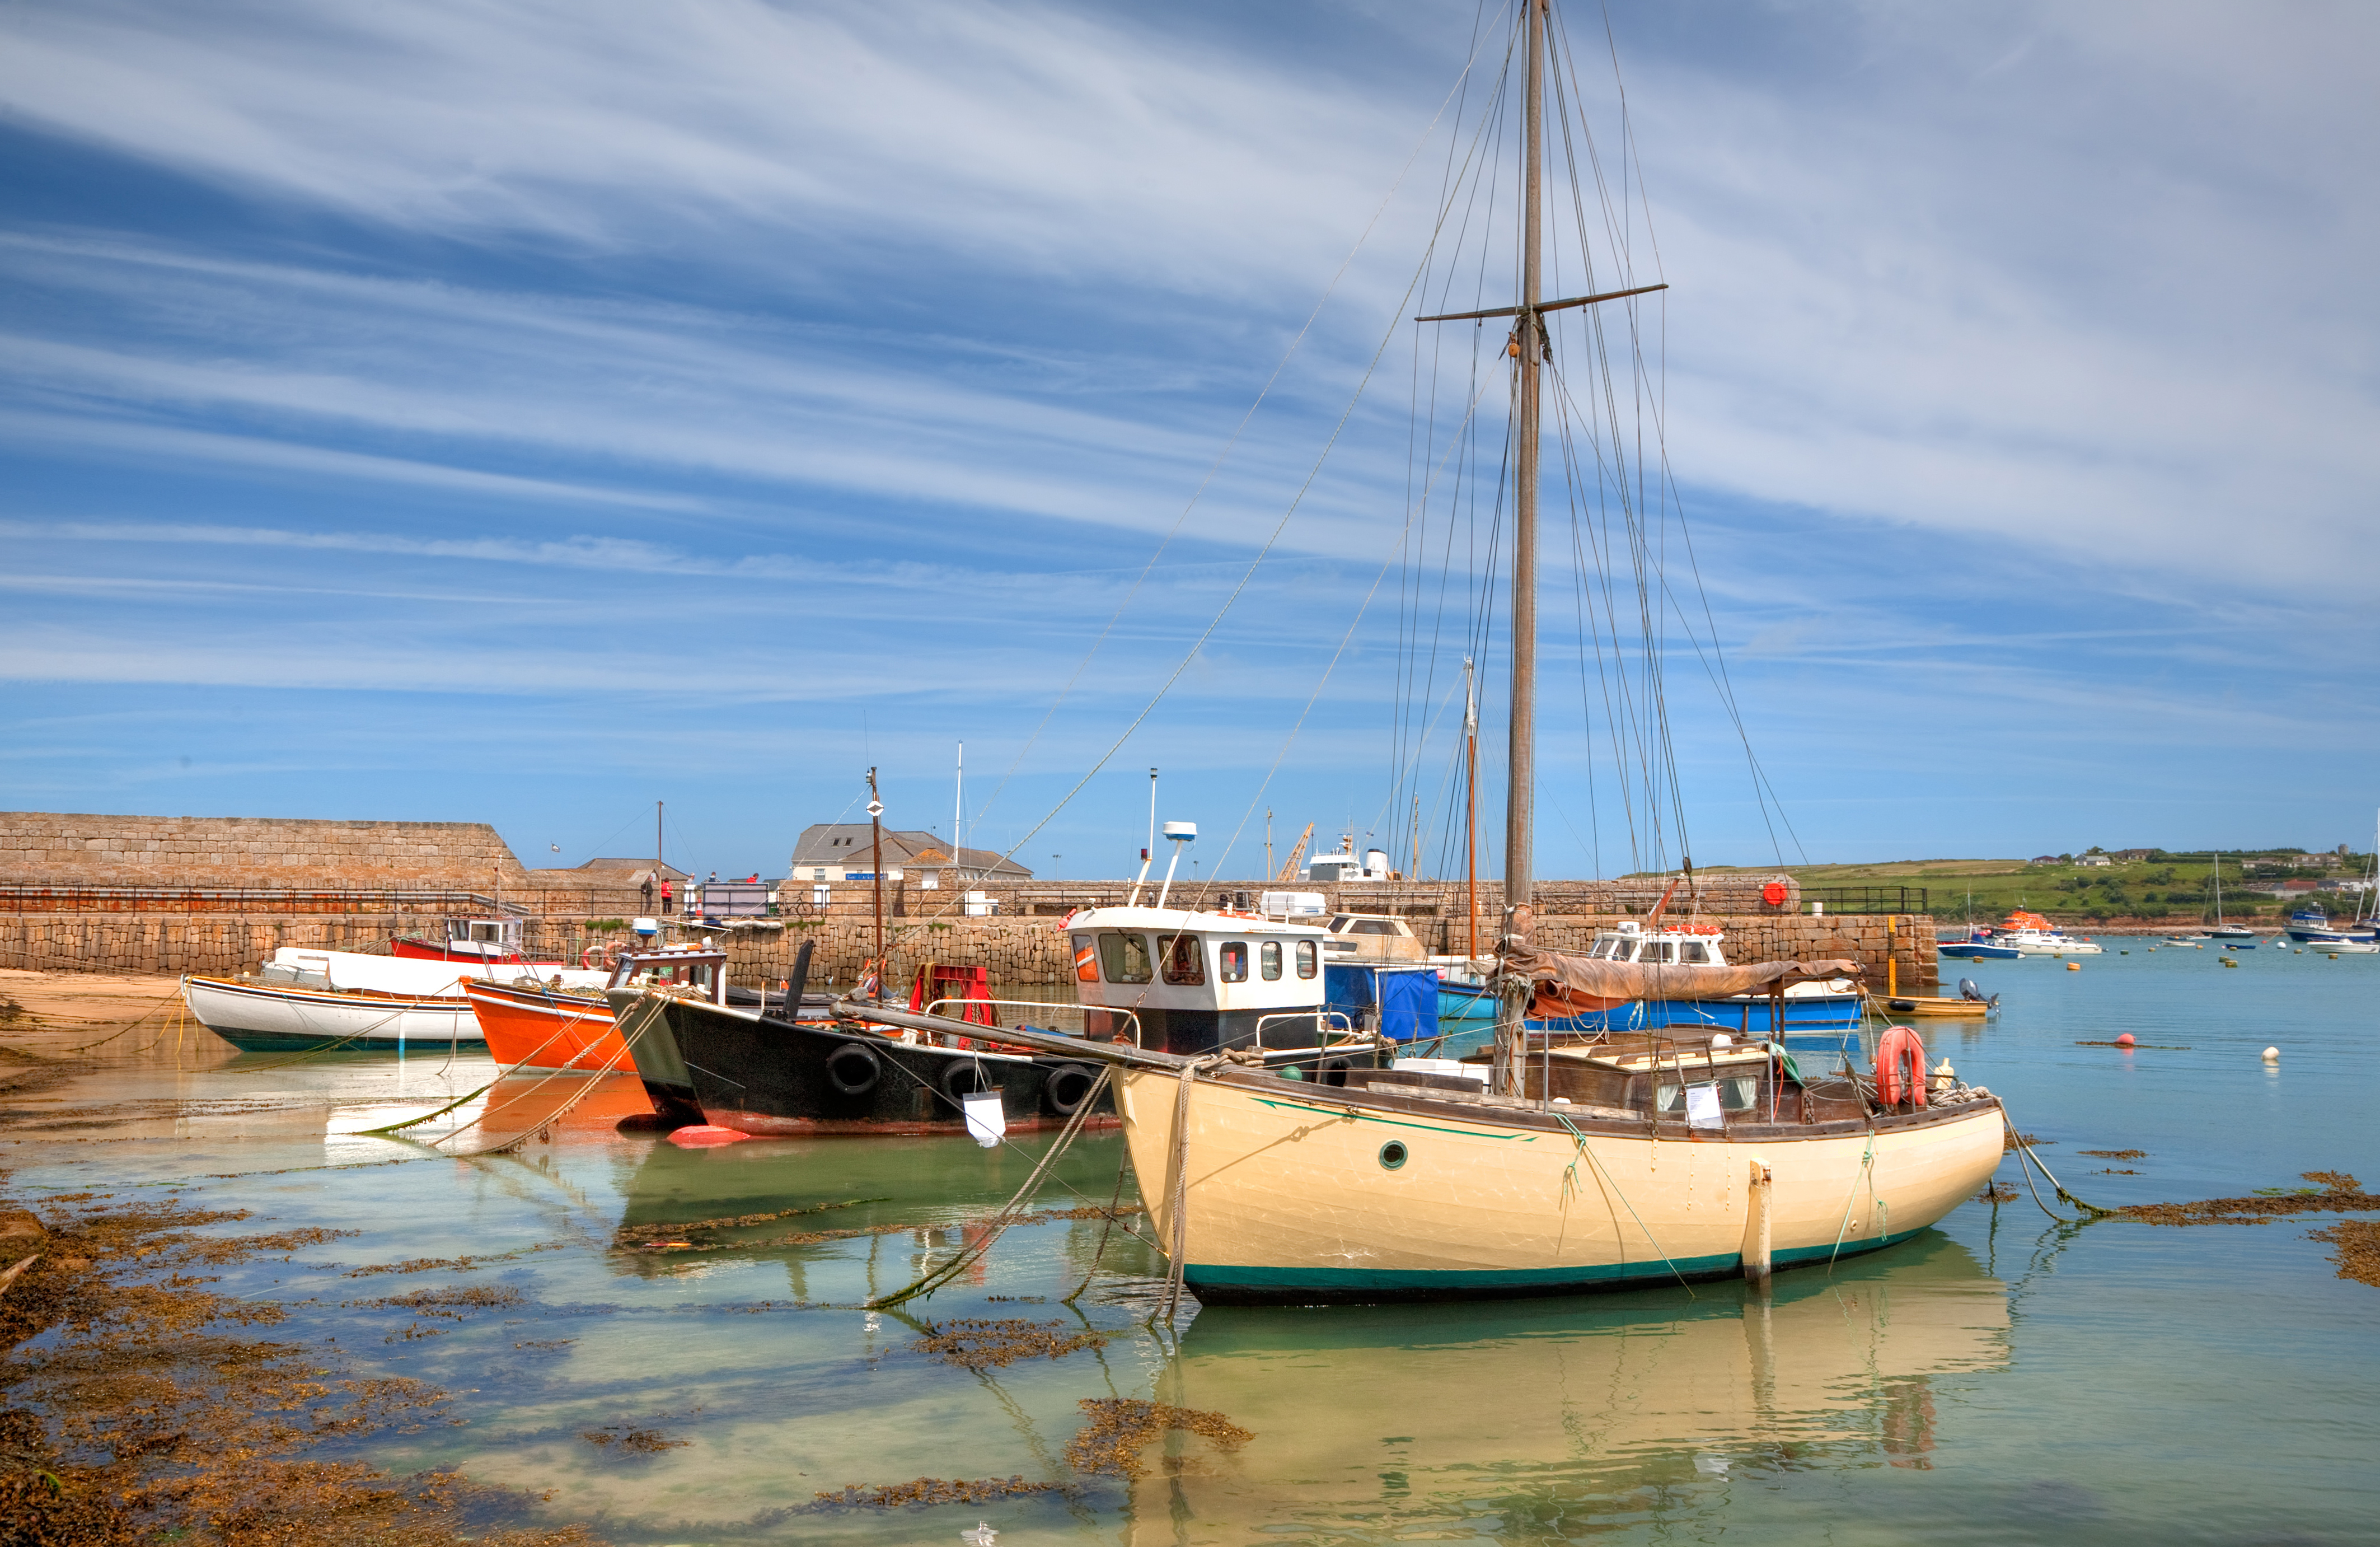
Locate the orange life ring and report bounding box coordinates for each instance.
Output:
[582,945,602,970]
[1875,1025,1927,1108]
[1761,881,1789,906]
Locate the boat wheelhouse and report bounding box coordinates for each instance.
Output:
[2283,905,2369,945]
[1065,905,1380,1071]
[392,915,559,966]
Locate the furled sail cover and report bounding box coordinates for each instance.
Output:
[1498,908,1860,1009]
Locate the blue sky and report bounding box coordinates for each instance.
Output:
[3,0,2375,882]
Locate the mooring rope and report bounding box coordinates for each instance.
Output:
[1827,1127,1879,1266]
[1062,1138,1136,1307]
[351,1003,598,1138]
[2003,1116,2115,1219]
[867,1064,1117,1310]
[1553,1110,1693,1294]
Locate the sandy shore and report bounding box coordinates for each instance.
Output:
[0,968,203,1090]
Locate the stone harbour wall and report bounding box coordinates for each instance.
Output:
[0,811,536,890]
[0,908,1938,990]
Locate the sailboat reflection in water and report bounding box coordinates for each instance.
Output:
[1145,1238,2008,1526]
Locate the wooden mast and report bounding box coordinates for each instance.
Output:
[1407,1,1667,1093]
[1491,0,1547,1097]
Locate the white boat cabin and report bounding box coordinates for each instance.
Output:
[441,917,528,959]
[605,944,728,1001]
[1581,920,1855,999]
[1322,913,1427,963]
[1063,905,1342,1055]
[1582,919,1729,966]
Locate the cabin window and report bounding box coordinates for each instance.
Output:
[1655,1076,1760,1115]
[1260,941,1282,980]
[1680,940,1711,964]
[1098,932,1154,984]
[1159,933,1207,986]
[1588,938,1614,960]
[1648,941,1677,964]
[1353,919,1397,935]
[1219,942,1249,983]
[1072,934,1100,983]
[1295,941,1318,979]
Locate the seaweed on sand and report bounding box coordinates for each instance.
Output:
[912,1319,1106,1371]
[2119,1172,2379,1227]
[1065,1399,1253,1479]
[0,1193,597,1545]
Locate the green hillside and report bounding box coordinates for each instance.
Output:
[1690,849,2372,924]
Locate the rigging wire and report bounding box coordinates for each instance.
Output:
[963,2,1520,849]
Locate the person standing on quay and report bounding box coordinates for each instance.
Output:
[640,874,654,913]
[660,878,674,915]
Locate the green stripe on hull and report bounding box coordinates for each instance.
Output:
[1183,1227,1932,1305]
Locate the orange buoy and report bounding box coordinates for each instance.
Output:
[1875,1025,1927,1107]
[2115,1032,2135,1047]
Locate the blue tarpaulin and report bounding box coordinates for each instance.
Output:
[1378,966,1439,1042]
[1325,964,1439,1043]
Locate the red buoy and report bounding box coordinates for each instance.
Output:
[2115,1032,2136,1047]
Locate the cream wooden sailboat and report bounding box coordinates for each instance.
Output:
[839,0,2006,1305]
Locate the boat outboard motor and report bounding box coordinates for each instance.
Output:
[1959,978,1984,1002]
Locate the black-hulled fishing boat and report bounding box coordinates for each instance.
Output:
[613,987,1116,1137]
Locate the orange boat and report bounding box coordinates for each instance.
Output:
[465,945,729,1072]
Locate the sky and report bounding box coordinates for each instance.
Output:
[2,0,2376,884]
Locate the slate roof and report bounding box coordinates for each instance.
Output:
[789,825,1031,879]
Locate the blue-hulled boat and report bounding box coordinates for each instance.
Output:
[1937,928,2020,961]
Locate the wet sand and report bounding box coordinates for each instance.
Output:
[0,968,206,1069]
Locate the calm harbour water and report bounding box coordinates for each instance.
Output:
[13,941,2380,1545]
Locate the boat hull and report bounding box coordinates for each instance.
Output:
[184,975,481,1053]
[622,993,1119,1137]
[1118,1067,2004,1305]
[1938,942,2020,960]
[1870,994,1992,1018]
[464,981,628,1072]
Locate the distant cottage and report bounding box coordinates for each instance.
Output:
[788,824,1032,887]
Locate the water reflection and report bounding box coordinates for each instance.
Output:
[1138,1236,2006,1541]
[604,1129,1161,1300]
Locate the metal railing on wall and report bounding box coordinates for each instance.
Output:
[1796,886,1929,915]
[0,886,521,915]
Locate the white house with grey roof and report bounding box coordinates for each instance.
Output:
[787,825,1032,887]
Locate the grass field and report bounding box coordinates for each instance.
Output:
[1690,852,2372,924]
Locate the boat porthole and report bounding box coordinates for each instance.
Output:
[1379,1141,1409,1171]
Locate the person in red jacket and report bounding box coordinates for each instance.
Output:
[659,878,674,915]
